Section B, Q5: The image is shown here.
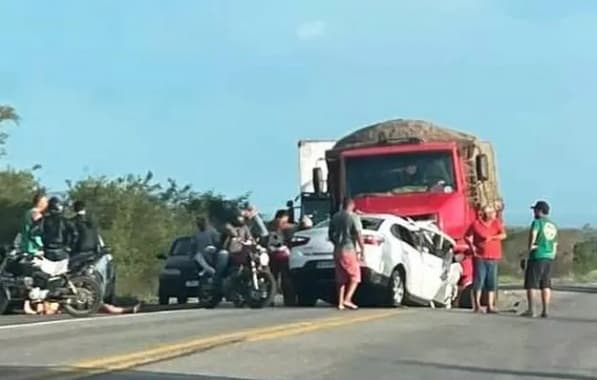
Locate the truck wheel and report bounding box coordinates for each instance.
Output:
[177,295,188,305]
[386,268,407,307]
[458,284,473,309]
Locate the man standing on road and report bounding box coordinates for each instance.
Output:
[522,200,558,318]
[467,204,507,313]
[328,198,364,310]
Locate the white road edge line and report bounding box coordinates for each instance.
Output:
[0,308,208,331]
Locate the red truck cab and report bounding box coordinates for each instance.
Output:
[323,120,502,291]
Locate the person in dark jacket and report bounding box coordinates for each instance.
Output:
[70,200,100,254]
[39,197,77,262]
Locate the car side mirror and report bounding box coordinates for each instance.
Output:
[475,154,489,181]
[156,253,167,260]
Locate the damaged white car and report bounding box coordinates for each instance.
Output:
[288,213,462,308]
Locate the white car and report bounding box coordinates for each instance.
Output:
[288,213,462,308]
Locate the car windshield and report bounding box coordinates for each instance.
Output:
[170,237,193,256]
[361,217,383,231]
[345,151,455,197]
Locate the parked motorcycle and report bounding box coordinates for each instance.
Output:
[197,242,276,309]
[0,246,102,317]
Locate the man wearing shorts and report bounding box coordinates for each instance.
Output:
[328,198,364,310]
[523,200,558,318]
[467,204,507,313]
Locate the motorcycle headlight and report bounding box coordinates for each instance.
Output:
[259,252,270,267]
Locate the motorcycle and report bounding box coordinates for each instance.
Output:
[0,245,102,317]
[197,242,276,309]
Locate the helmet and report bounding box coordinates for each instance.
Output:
[48,197,64,214]
[229,208,245,227]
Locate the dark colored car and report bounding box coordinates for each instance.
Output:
[157,236,199,305]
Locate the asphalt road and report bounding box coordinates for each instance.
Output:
[1,289,597,380]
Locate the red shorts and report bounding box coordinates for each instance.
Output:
[334,250,361,286]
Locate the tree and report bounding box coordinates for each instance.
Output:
[0,105,19,158]
[0,169,39,243]
[66,172,249,299]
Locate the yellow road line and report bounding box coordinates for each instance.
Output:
[18,309,400,380]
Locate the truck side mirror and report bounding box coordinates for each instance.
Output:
[312,167,324,194]
[286,200,294,209]
[156,253,167,260]
[475,154,489,182]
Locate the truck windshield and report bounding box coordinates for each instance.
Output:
[345,151,455,197]
[302,198,330,225]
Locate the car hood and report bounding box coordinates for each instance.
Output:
[354,192,459,217]
[163,255,196,271]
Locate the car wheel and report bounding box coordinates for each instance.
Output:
[281,272,297,307]
[0,284,10,315]
[387,268,407,307]
[158,288,170,306]
[177,295,188,305]
[296,291,317,307]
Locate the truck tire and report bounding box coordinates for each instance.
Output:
[386,267,407,307]
[458,284,473,309]
[177,295,188,305]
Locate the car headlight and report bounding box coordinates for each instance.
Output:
[259,252,270,267]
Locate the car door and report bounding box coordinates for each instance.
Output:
[388,224,424,298]
[418,236,448,302]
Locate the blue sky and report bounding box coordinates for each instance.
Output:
[1,0,596,226]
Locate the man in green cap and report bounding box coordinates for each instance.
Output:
[522,200,558,318]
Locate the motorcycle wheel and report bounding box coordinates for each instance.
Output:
[246,270,276,309]
[0,284,10,315]
[62,276,102,318]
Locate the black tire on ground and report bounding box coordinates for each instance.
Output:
[296,291,318,307]
[247,270,277,309]
[281,272,297,307]
[386,267,407,307]
[62,276,102,318]
[177,295,188,305]
[0,284,10,315]
[158,288,170,306]
[458,284,473,309]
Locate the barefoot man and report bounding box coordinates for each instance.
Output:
[328,198,364,310]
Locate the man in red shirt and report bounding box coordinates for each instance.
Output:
[467,205,507,313]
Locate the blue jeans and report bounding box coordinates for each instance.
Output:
[473,258,498,292]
